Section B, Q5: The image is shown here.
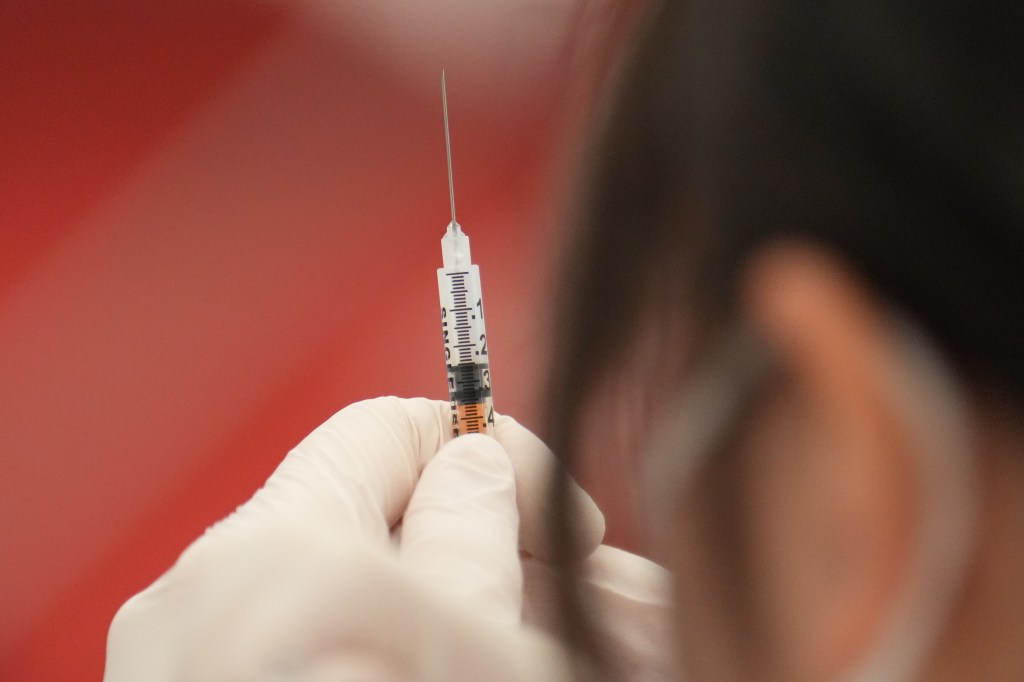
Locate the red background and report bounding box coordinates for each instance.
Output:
[0,1,636,678]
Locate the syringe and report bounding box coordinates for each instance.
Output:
[437,71,494,437]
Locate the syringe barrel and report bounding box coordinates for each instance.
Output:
[437,263,494,436]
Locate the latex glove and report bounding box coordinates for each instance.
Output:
[494,410,677,682]
[105,397,674,680]
[105,397,588,680]
[521,545,676,682]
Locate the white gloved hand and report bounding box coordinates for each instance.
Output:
[105,397,673,681]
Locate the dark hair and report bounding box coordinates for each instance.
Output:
[543,0,1024,675]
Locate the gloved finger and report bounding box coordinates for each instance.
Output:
[578,545,675,680]
[521,545,676,681]
[235,397,449,544]
[107,518,572,682]
[493,414,605,561]
[399,434,522,626]
[229,398,602,560]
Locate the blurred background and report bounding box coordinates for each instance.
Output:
[0,0,640,678]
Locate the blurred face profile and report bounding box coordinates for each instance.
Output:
[640,249,981,682]
[551,0,1024,679]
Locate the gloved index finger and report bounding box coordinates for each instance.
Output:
[237,397,450,544]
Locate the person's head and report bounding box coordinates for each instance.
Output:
[546,0,1024,679]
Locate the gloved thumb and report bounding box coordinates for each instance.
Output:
[399,434,522,626]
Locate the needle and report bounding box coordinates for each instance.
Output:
[442,70,459,233]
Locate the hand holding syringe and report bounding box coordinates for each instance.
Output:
[437,72,495,436]
[104,73,669,682]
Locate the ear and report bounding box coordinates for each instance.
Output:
[735,243,927,680]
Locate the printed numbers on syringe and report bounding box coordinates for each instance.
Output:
[439,300,490,375]
[439,282,495,434]
[441,309,485,355]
